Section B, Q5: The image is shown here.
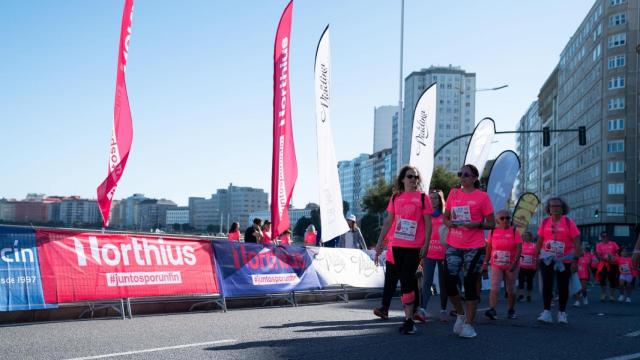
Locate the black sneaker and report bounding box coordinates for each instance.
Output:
[507,309,517,319]
[484,308,497,320]
[398,319,416,335]
[373,307,389,320]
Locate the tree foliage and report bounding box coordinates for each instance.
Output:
[430,166,459,198]
[293,216,313,237]
[361,180,393,215]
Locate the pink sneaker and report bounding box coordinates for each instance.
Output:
[413,308,427,323]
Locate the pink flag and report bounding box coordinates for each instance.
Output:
[271,0,298,237]
[97,0,135,227]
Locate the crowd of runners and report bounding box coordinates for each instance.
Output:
[373,164,640,337]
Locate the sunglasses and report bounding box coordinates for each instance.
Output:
[498,216,511,220]
[457,172,476,178]
[405,174,419,180]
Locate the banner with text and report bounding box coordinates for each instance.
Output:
[409,83,437,190]
[37,229,219,303]
[308,248,385,288]
[0,226,55,311]
[512,192,540,236]
[463,117,496,176]
[212,240,321,297]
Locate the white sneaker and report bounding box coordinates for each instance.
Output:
[625,297,632,303]
[459,323,477,338]
[573,300,581,307]
[583,297,589,305]
[618,294,626,302]
[537,310,553,323]
[453,315,466,335]
[558,312,568,324]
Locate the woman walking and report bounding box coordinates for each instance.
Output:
[517,231,537,303]
[375,165,432,335]
[443,164,495,338]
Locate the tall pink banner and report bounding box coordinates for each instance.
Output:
[97,0,135,227]
[271,0,298,238]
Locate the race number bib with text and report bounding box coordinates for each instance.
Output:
[394,218,418,241]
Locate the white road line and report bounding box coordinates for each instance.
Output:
[603,352,640,360]
[64,339,237,360]
[477,307,491,312]
[625,330,640,337]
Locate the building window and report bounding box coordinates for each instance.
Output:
[608,97,625,110]
[608,118,625,131]
[608,13,626,27]
[608,160,625,173]
[607,140,624,152]
[610,0,627,6]
[608,183,625,194]
[608,76,625,89]
[608,33,626,48]
[608,54,626,69]
[592,44,602,61]
[606,203,625,214]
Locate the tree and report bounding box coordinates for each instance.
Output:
[361,180,393,215]
[293,216,313,237]
[360,213,382,248]
[430,166,459,198]
[342,200,350,217]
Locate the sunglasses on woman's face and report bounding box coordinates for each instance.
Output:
[405,174,419,180]
[457,172,475,178]
[498,216,511,221]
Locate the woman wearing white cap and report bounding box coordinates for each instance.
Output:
[339,214,367,250]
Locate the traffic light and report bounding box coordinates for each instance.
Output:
[543,127,550,146]
[578,126,586,146]
[594,209,599,218]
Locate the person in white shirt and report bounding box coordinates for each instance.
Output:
[339,214,367,250]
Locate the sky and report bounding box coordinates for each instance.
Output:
[1,0,595,207]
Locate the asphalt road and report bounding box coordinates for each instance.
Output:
[1,289,639,360]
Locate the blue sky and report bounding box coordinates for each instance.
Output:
[1,0,594,207]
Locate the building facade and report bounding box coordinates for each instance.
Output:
[189,184,269,231]
[166,207,190,226]
[399,65,476,173]
[373,105,399,153]
[521,0,640,245]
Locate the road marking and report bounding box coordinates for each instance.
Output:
[603,352,640,360]
[625,330,640,337]
[477,307,490,312]
[64,339,237,360]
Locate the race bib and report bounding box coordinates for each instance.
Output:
[451,206,471,225]
[620,263,630,273]
[546,240,565,257]
[494,250,510,266]
[521,254,533,266]
[395,218,418,241]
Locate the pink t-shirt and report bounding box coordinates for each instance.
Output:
[279,234,291,246]
[426,215,445,260]
[228,230,240,241]
[262,230,272,245]
[487,227,522,270]
[305,232,317,246]
[577,253,592,279]
[386,191,432,249]
[596,241,620,262]
[617,256,638,277]
[590,251,599,268]
[519,242,537,270]
[386,242,394,264]
[537,216,580,263]
[445,189,494,249]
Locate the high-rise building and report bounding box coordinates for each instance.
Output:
[516,101,544,228]
[166,207,189,227]
[49,197,101,227]
[373,105,399,153]
[119,193,148,228]
[137,199,177,231]
[521,0,640,245]
[338,149,393,217]
[189,184,268,231]
[0,199,16,222]
[398,65,476,173]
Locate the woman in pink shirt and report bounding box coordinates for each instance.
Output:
[304,225,317,247]
[517,231,537,303]
[535,197,581,324]
[617,248,636,302]
[375,165,432,335]
[574,244,592,306]
[595,231,620,302]
[443,164,495,338]
[227,222,241,242]
[417,189,448,322]
[483,209,522,320]
[278,229,292,246]
[261,220,272,245]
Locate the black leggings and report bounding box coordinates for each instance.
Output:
[598,265,619,288]
[518,268,536,291]
[381,261,420,311]
[540,262,571,311]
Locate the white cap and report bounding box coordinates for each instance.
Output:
[346,214,356,222]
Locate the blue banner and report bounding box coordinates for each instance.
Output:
[486,150,521,212]
[211,240,321,297]
[0,226,55,311]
